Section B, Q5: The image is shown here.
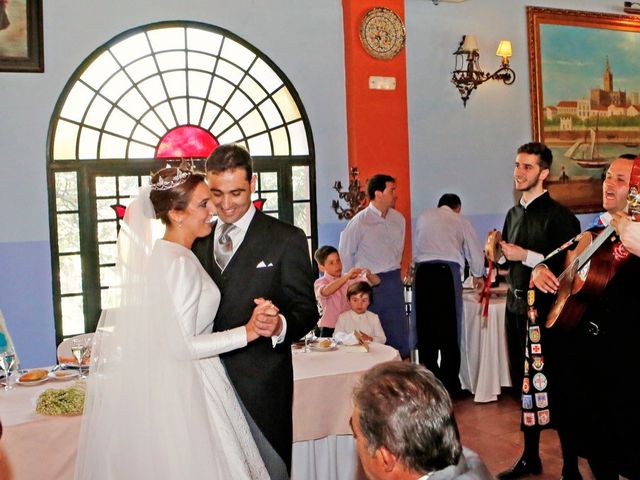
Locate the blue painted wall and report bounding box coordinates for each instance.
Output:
[0,0,618,366]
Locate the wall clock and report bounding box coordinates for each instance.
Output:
[359,7,406,60]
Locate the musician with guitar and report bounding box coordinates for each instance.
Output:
[496,142,581,480]
[532,155,640,479]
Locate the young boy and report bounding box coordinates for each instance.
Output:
[314,245,379,337]
[334,282,386,344]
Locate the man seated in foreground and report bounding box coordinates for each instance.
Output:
[351,362,493,480]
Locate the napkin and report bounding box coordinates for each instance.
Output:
[462,276,475,289]
[333,331,360,346]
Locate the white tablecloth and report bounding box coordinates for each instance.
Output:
[459,293,511,402]
[1,343,400,480]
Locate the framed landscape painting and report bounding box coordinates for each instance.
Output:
[0,0,43,72]
[527,7,640,212]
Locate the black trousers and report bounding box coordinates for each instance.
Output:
[504,300,528,392]
[414,262,461,394]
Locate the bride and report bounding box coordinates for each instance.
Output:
[75,167,273,479]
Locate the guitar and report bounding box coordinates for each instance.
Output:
[546,160,640,330]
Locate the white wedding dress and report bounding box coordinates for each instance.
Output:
[75,239,268,479]
[153,240,269,479]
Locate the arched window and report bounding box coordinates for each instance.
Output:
[47,22,316,342]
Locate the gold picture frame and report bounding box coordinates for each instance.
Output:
[527,6,640,212]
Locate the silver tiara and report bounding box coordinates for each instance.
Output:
[150,169,192,191]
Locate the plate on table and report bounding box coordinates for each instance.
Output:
[16,371,50,386]
[309,339,338,352]
[59,363,89,370]
[48,370,79,381]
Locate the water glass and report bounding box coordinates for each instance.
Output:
[0,349,16,391]
[71,339,90,379]
[303,329,316,353]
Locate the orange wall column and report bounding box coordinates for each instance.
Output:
[342,0,412,274]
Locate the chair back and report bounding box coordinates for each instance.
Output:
[57,333,94,365]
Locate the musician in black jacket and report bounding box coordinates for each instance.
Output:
[533,156,639,479]
[497,142,581,480]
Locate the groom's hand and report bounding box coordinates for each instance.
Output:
[253,298,282,337]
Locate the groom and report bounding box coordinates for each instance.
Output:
[192,144,318,479]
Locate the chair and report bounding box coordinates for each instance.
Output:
[57,333,94,365]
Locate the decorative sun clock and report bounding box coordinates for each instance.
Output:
[359,7,406,60]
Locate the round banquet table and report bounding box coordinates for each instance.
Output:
[0,342,401,480]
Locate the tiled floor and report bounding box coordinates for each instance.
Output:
[453,390,595,479]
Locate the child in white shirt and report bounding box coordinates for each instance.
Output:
[333,281,386,344]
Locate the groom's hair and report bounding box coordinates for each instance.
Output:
[206,144,253,181]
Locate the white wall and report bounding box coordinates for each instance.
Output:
[0,0,616,365]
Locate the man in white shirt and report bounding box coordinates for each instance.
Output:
[413,193,484,397]
[339,174,408,357]
[350,362,493,480]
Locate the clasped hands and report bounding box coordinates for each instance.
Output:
[245,298,282,341]
[346,267,371,279]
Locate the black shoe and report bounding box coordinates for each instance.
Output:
[496,456,542,479]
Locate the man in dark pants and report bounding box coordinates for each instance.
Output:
[413,193,484,396]
[192,144,318,479]
[533,155,639,479]
[497,142,580,479]
[339,174,409,357]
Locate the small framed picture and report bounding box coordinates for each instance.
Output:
[0,0,43,72]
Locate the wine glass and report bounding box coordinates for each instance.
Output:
[303,329,316,353]
[0,349,16,391]
[71,339,89,379]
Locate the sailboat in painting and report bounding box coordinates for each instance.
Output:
[564,123,610,169]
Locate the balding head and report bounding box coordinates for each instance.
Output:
[603,157,634,213]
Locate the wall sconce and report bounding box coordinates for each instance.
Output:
[451,35,515,107]
[331,167,367,220]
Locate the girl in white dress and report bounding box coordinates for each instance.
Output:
[75,168,273,479]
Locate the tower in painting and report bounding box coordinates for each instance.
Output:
[591,56,626,108]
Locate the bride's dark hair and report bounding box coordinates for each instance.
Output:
[149,167,205,225]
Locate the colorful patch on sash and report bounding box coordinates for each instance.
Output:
[531,343,542,355]
[522,377,530,394]
[524,359,529,375]
[522,395,533,409]
[528,290,535,306]
[532,373,547,391]
[529,326,541,343]
[535,392,548,408]
[523,412,536,427]
[527,307,537,323]
[537,409,550,426]
[532,355,544,371]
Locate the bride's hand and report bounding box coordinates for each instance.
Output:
[245,299,281,341]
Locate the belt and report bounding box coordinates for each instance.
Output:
[512,288,527,300]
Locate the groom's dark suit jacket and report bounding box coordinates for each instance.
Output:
[192,209,318,471]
